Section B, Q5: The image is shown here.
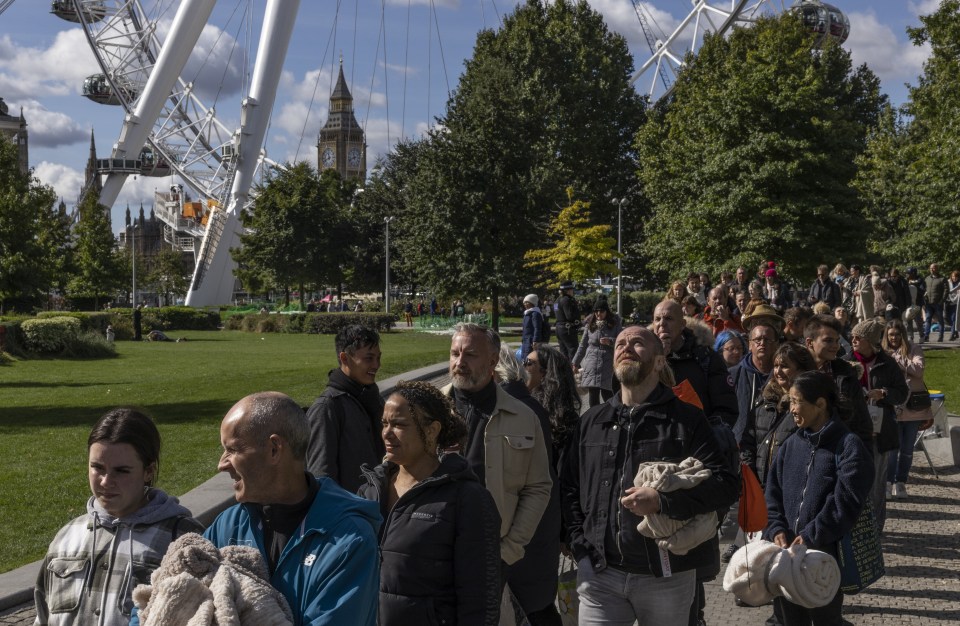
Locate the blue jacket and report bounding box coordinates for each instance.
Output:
[205,476,382,626]
[730,353,771,442]
[521,307,544,358]
[764,417,873,552]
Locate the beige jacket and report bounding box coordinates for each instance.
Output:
[890,343,934,422]
[443,383,553,564]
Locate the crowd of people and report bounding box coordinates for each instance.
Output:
[35,257,945,625]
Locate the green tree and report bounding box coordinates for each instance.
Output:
[636,13,885,280]
[0,136,59,312]
[70,193,124,310]
[369,0,643,326]
[857,1,960,268]
[524,187,619,286]
[145,248,191,305]
[233,162,352,308]
[37,200,76,302]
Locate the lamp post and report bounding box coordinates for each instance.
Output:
[613,198,626,316]
[130,223,139,308]
[384,216,394,313]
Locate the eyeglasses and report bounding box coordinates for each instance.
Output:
[522,358,537,367]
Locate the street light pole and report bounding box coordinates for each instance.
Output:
[614,198,626,316]
[130,224,138,308]
[384,216,394,313]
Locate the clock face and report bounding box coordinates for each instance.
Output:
[348,147,362,168]
[321,147,335,168]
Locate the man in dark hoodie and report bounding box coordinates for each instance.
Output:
[561,326,738,626]
[305,325,385,492]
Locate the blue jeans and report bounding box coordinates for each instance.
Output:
[887,420,923,484]
[924,303,945,340]
[577,564,694,626]
[947,301,959,337]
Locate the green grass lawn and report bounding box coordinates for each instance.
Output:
[917,348,960,414]
[0,330,452,572]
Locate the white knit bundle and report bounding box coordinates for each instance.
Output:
[722,540,841,609]
[633,457,718,555]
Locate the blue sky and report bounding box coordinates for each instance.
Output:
[0,0,940,230]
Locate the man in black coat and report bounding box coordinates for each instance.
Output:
[554,281,580,361]
[305,325,385,492]
[561,325,738,625]
[808,264,842,309]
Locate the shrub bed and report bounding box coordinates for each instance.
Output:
[225,312,394,334]
[21,316,82,353]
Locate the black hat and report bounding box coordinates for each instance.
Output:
[594,296,610,313]
[559,281,575,291]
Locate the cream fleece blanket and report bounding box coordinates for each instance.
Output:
[722,540,841,609]
[133,532,294,626]
[632,457,718,555]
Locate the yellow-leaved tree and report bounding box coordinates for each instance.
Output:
[524,187,620,287]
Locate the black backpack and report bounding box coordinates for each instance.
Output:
[541,314,551,343]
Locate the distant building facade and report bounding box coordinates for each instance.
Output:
[0,97,28,173]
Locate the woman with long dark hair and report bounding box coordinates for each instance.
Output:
[524,345,582,468]
[35,408,203,626]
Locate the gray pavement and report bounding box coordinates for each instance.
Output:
[4,343,960,626]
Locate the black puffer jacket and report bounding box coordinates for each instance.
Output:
[560,385,738,577]
[823,358,875,452]
[740,391,796,487]
[358,454,502,626]
[668,328,739,428]
[844,350,909,453]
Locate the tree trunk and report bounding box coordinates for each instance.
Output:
[491,284,500,332]
[284,286,290,308]
[299,282,305,310]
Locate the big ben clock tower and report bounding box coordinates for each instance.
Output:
[317,58,366,181]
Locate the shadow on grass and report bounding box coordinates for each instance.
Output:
[0,400,232,428]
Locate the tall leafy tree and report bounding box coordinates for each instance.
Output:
[857,1,960,268]
[0,136,59,312]
[636,13,885,280]
[372,0,643,326]
[233,162,352,308]
[145,248,191,305]
[70,193,124,310]
[524,187,619,286]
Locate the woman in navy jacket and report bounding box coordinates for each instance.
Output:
[765,371,874,625]
[358,381,502,626]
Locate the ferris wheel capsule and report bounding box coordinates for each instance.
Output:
[81,73,137,105]
[790,0,850,46]
[51,0,106,23]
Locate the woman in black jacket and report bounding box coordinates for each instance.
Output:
[358,381,501,626]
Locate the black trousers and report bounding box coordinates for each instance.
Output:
[775,590,844,626]
[556,327,579,362]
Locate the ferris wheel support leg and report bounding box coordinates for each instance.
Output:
[186,0,302,307]
[98,0,219,209]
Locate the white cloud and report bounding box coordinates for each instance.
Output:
[908,0,941,17]
[846,11,929,90]
[33,161,85,204]
[0,30,98,99]
[19,100,88,148]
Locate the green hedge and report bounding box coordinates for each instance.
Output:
[21,317,82,353]
[0,319,27,357]
[224,312,394,334]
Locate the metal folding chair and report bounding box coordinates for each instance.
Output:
[915,391,945,478]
